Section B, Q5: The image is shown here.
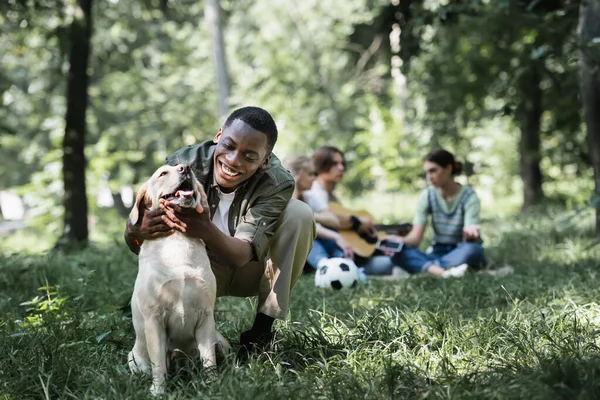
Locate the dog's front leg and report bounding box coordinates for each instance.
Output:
[196,310,217,380]
[145,318,168,396]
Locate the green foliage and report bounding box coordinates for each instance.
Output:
[1,0,404,229]
[1,210,600,398]
[403,0,584,173]
[0,0,592,246]
[17,284,69,328]
[0,1,66,188]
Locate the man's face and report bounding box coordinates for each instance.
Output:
[213,119,270,192]
[320,152,345,183]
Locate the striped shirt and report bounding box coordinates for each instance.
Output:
[413,185,480,245]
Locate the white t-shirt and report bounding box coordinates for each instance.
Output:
[302,181,338,213]
[212,189,236,236]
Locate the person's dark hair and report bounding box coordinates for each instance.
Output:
[424,148,463,175]
[313,146,345,174]
[223,106,278,152]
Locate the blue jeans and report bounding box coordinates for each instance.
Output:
[305,238,345,270]
[392,242,487,274]
[306,238,396,273]
[360,255,395,276]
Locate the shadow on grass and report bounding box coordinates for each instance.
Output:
[1,208,600,398]
[442,352,600,399]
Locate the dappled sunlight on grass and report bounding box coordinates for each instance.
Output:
[1,207,600,398]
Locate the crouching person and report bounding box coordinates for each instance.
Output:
[124,106,316,358]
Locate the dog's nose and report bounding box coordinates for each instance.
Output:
[177,165,188,174]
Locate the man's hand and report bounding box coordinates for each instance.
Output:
[127,206,179,241]
[463,225,481,242]
[335,236,354,259]
[160,197,210,239]
[160,197,254,268]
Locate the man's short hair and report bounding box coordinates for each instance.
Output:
[313,145,345,174]
[223,106,278,152]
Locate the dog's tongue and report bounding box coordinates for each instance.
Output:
[175,190,194,198]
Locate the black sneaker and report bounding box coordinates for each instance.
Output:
[236,330,274,361]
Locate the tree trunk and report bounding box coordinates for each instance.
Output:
[205,0,230,122]
[58,0,92,248]
[579,0,600,236]
[517,61,545,211]
[159,0,168,16]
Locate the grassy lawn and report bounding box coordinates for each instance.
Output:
[1,207,600,399]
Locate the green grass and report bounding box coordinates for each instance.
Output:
[2,207,600,399]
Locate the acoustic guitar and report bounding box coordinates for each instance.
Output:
[328,202,387,258]
[328,202,413,258]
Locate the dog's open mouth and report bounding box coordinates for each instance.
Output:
[161,180,194,202]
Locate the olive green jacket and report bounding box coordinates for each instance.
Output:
[164,141,294,261]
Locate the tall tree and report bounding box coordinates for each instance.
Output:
[517,61,545,210]
[579,0,600,235]
[205,0,230,121]
[59,0,93,248]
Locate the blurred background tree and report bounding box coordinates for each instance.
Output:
[59,0,93,248]
[0,0,597,248]
[579,0,600,234]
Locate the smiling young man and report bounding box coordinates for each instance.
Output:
[124,106,316,358]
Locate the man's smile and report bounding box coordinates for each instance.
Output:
[219,160,242,178]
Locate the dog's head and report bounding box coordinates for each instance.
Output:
[129,164,206,225]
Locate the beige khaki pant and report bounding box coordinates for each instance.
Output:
[209,199,316,320]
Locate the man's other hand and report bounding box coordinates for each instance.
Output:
[160,198,210,239]
[127,206,177,241]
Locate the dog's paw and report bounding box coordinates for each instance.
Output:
[150,383,166,397]
[204,365,218,384]
[128,351,140,374]
[128,351,151,374]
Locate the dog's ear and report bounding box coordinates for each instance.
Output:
[129,182,150,225]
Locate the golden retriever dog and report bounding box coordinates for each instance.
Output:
[127,164,230,396]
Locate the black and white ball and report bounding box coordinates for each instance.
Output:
[315,257,359,290]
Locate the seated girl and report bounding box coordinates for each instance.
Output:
[367,148,487,278]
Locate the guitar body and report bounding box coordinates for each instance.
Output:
[328,202,387,258]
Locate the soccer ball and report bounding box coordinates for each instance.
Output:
[315,257,359,290]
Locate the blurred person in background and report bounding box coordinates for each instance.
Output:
[372,148,487,278]
[282,155,357,272]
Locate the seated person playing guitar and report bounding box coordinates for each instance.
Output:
[302,146,394,274]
